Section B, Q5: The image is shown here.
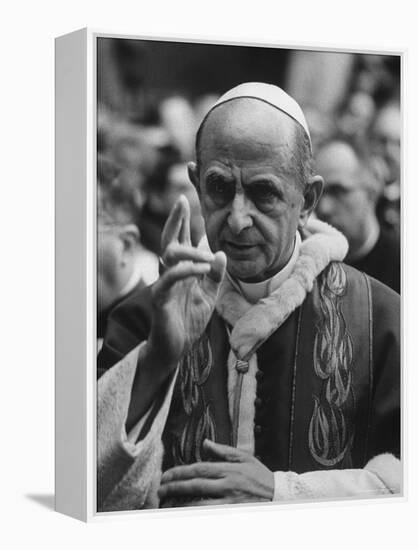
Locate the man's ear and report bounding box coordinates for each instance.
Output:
[187,161,200,195]
[299,175,324,228]
[119,224,140,256]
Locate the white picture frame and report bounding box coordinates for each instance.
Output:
[55,28,404,522]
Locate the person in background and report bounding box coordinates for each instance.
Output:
[97,155,159,351]
[315,136,400,293]
[369,101,401,232]
[138,128,205,256]
[98,104,205,257]
[337,91,376,141]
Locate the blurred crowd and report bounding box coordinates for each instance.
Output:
[305,54,401,234]
[97,91,214,345]
[97,46,401,348]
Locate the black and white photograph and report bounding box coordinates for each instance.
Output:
[95,36,401,513]
[4,0,418,543]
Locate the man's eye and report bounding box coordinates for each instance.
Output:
[210,181,227,194]
[245,184,282,212]
[249,185,277,202]
[206,179,234,202]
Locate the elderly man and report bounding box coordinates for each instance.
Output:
[97,83,400,511]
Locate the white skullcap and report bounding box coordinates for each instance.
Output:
[202,82,311,150]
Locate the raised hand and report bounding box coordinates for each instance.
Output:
[149,195,226,367]
[127,196,226,429]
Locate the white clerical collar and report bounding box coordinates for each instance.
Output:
[231,231,301,303]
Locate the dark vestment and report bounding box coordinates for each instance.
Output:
[349,227,400,294]
[97,279,147,340]
[137,204,167,257]
[98,262,400,485]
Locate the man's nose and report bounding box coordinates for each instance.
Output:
[227,193,253,234]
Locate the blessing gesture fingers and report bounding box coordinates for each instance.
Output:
[148,195,227,368]
[161,194,212,268]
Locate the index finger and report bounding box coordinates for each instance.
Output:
[161,462,226,484]
[179,195,191,246]
[161,195,189,251]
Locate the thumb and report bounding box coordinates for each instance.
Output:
[208,251,226,283]
[203,439,247,462]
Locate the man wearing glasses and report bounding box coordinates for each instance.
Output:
[315,136,400,293]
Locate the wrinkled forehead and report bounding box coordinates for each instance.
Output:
[198,98,298,167]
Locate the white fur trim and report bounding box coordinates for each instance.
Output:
[273,454,401,501]
[365,453,402,494]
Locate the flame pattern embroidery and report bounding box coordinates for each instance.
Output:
[174,403,216,465]
[309,263,354,467]
[173,335,216,465]
[179,335,212,415]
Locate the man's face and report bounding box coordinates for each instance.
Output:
[192,99,306,283]
[315,142,371,244]
[371,104,400,182]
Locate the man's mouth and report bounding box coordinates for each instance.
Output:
[223,241,258,252]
